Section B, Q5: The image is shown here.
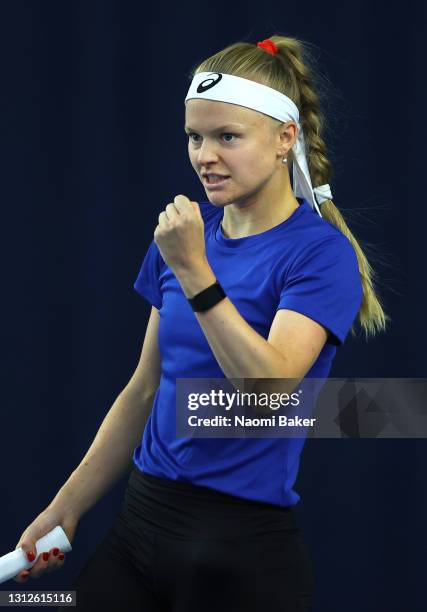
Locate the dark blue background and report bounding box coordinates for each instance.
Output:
[1,1,425,610]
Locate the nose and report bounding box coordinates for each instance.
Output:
[196,139,220,166]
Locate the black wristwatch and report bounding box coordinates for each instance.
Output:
[188,280,226,312]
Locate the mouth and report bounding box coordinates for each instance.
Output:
[202,174,230,189]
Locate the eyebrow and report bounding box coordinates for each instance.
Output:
[184,123,245,132]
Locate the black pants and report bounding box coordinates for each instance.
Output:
[60,467,314,611]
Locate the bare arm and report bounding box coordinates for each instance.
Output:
[49,306,161,521]
[178,262,328,380]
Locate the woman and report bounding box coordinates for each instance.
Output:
[13,36,387,611]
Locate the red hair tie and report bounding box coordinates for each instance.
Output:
[256,39,278,55]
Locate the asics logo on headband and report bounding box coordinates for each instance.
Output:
[197,73,223,93]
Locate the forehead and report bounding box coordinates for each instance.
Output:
[185,99,267,129]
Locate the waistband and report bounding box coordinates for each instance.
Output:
[118,467,298,540]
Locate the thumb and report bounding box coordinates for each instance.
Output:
[15,541,36,562]
[191,200,201,216]
[15,527,46,560]
[16,538,37,559]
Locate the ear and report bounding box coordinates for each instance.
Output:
[278,120,298,155]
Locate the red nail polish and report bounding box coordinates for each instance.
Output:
[52,548,59,556]
[26,551,35,562]
[42,552,49,561]
[59,553,65,561]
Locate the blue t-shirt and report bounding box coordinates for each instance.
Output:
[132,198,363,506]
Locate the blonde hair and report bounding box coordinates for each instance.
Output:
[191,35,390,341]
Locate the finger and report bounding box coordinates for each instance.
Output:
[174,194,191,206]
[165,202,181,218]
[12,570,31,583]
[25,550,50,579]
[158,211,169,225]
[57,552,66,568]
[176,198,200,217]
[175,198,193,217]
[173,196,193,215]
[27,548,63,579]
[47,547,64,572]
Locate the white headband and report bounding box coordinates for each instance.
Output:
[184,71,333,217]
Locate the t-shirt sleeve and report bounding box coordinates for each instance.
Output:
[277,234,363,346]
[133,239,164,309]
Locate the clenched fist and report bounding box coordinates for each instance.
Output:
[154,194,207,275]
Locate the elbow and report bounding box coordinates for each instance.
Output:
[246,359,303,415]
[122,384,158,406]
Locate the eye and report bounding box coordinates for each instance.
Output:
[187,132,237,144]
[222,133,236,142]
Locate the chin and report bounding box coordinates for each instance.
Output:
[205,195,228,208]
[205,190,237,208]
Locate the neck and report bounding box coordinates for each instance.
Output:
[221,171,299,239]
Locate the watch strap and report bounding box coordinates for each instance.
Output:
[188,281,226,312]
